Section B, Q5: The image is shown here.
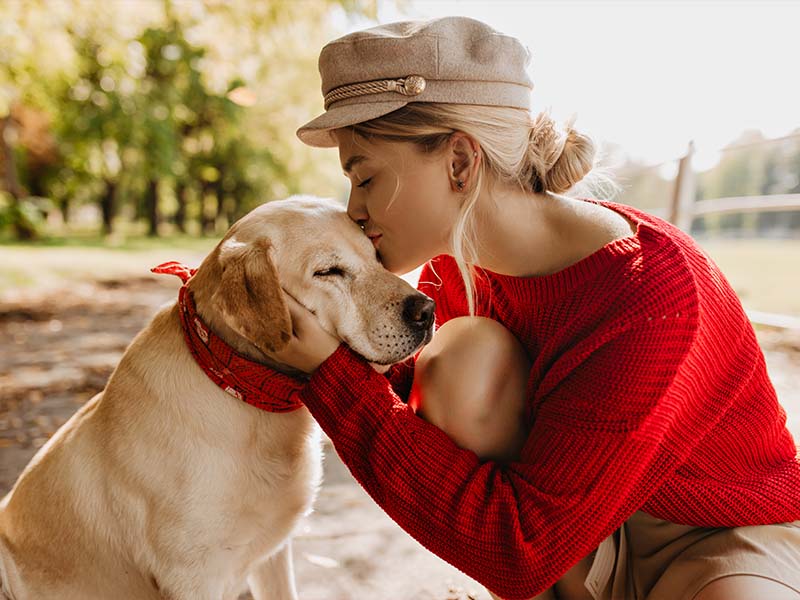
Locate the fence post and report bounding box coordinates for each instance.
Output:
[669,140,696,231]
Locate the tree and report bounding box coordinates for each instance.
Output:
[0,0,395,239]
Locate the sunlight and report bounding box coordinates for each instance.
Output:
[335,1,800,167]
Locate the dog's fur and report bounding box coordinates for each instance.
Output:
[0,196,433,600]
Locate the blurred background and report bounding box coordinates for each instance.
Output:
[1,1,799,598]
[1,0,798,311]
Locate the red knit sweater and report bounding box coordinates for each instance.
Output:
[259,199,800,599]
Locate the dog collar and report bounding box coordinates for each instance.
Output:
[151,261,305,413]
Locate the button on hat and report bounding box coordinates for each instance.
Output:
[296,16,534,148]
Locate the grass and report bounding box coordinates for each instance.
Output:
[0,231,218,252]
[697,238,800,316]
[0,234,218,297]
[1,234,799,317]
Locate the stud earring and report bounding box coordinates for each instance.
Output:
[456,179,465,190]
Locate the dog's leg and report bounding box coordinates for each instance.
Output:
[247,540,298,600]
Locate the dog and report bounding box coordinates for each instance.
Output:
[0,195,435,600]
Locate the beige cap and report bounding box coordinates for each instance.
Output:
[296,16,534,148]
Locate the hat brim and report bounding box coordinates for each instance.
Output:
[296,100,410,148]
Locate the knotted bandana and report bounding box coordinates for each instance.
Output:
[151,261,304,413]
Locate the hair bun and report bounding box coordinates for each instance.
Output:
[528,111,595,194]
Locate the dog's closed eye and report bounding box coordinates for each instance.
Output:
[314,267,346,277]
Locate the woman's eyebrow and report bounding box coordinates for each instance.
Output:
[342,155,368,173]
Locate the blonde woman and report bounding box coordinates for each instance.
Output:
[260,16,800,600]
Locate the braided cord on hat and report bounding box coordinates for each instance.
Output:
[324,75,426,110]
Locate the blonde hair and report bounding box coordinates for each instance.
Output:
[346,103,620,315]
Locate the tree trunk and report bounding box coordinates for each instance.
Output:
[0,117,23,199]
[200,182,216,236]
[59,197,71,225]
[224,195,234,227]
[175,182,187,233]
[214,166,227,228]
[1,116,36,239]
[100,180,117,235]
[215,191,228,230]
[146,179,160,237]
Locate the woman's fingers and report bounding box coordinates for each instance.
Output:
[273,289,341,373]
[281,288,303,311]
[281,289,313,335]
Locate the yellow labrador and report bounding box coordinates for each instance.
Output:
[0,196,434,600]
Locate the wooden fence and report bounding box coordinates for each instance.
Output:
[668,141,800,231]
[661,141,800,330]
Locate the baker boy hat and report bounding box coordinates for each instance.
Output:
[296,16,534,148]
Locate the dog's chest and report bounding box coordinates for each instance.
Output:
[159,412,323,597]
[207,412,322,552]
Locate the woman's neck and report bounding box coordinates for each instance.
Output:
[469,187,565,277]
[466,186,636,278]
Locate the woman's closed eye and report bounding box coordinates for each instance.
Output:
[357,177,372,189]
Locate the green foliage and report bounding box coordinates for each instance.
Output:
[0,0,398,239]
[0,193,51,239]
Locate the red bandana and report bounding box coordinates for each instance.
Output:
[151,261,304,413]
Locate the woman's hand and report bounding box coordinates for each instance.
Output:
[268,289,392,376]
[266,290,341,375]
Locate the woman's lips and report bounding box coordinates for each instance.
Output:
[370,235,382,248]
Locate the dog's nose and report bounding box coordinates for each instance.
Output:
[402,294,435,329]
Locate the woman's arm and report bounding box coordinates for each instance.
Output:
[259,261,439,402]
[383,357,415,401]
[298,315,700,600]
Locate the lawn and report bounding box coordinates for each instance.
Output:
[697,238,800,317]
[0,235,218,294]
[2,236,799,318]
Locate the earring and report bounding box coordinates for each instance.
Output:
[456,179,465,190]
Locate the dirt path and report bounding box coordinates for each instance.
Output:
[1,278,799,599]
[0,277,490,599]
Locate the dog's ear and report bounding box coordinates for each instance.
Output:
[211,238,292,355]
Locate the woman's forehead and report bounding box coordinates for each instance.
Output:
[342,154,369,174]
[336,131,370,165]
[336,135,387,170]
[336,129,376,151]
[336,131,423,172]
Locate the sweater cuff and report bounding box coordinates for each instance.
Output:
[301,342,394,424]
[258,365,307,401]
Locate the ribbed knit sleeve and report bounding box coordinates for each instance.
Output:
[298,312,698,599]
[383,357,415,401]
[250,357,412,404]
[243,351,413,406]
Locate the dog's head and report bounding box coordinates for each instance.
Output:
[188,196,434,372]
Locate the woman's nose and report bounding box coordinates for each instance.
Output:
[346,195,368,227]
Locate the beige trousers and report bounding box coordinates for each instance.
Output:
[585,510,800,600]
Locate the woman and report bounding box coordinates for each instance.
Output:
[260,16,800,600]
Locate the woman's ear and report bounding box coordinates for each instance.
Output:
[210,238,292,355]
[448,132,480,192]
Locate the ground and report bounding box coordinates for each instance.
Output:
[1,275,798,600]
